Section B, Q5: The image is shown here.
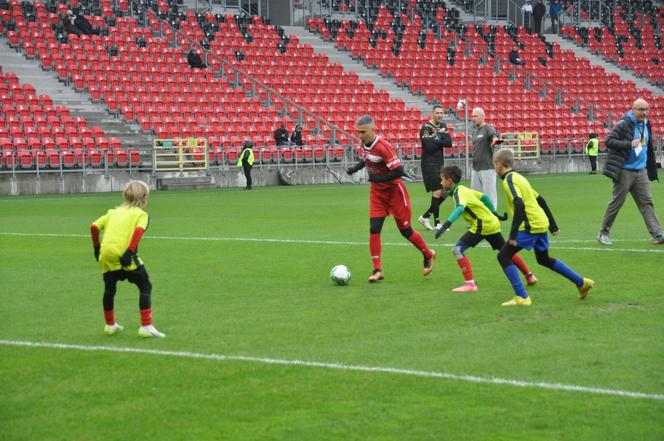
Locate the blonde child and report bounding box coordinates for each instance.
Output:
[90,180,165,337]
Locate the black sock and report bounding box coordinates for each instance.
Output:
[431,197,441,225]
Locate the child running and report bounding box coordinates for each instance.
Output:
[435,165,537,292]
[90,180,165,337]
[493,148,593,306]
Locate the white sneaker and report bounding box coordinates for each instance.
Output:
[138,325,165,338]
[418,216,434,231]
[104,323,124,335]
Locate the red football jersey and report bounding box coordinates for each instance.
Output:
[363,136,402,190]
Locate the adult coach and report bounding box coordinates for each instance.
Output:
[347,115,436,282]
[417,104,452,231]
[470,107,501,209]
[598,98,664,245]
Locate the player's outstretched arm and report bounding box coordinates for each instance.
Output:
[435,205,464,239]
[346,160,366,175]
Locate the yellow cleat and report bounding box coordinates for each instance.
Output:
[104,323,124,335]
[501,296,532,306]
[578,278,594,299]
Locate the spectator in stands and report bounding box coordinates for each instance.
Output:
[549,0,562,34]
[234,50,245,62]
[187,50,207,69]
[75,11,98,35]
[585,132,599,174]
[509,47,526,66]
[522,0,533,33]
[237,140,255,190]
[274,123,291,146]
[597,98,664,245]
[417,104,452,231]
[290,125,304,146]
[63,11,81,36]
[533,0,546,34]
[470,107,501,209]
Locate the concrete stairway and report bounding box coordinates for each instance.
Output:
[284,25,468,134]
[547,34,664,97]
[0,40,154,151]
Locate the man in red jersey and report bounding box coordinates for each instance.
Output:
[347,115,436,282]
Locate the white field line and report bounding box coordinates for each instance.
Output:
[1,339,662,401]
[1,232,663,254]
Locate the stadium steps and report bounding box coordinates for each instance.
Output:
[547,34,664,97]
[0,40,155,152]
[284,25,466,133]
[156,175,217,190]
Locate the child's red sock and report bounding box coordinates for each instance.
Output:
[104,310,115,326]
[140,308,152,326]
[456,256,474,283]
[511,254,531,276]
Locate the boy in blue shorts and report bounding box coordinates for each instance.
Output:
[493,149,593,306]
[435,165,537,292]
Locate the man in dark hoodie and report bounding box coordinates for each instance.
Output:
[597,98,664,245]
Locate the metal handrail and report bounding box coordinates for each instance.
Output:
[138,4,362,150]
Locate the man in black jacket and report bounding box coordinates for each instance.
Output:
[598,98,663,245]
[417,105,453,231]
[532,0,546,35]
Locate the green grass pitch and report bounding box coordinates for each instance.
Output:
[1,173,663,440]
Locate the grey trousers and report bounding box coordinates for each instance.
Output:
[471,168,498,210]
[600,168,663,237]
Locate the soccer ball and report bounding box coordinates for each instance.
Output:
[330,265,352,285]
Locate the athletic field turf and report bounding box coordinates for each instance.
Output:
[1,173,663,440]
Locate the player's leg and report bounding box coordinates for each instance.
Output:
[451,232,482,291]
[368,186,389,282]
[534,245,593,299]
[128,267,165,337]
[102,271,124,335]
[489,233,536,285]
[497,241,531,305]
[369,216,386,282]
[393,181,435,275]
[599,172,634,243]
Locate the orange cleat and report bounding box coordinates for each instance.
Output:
[368,269,384,283]
[422,250,436,276]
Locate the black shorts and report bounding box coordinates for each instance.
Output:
[459,231,506,250]
[103,266,151,293]
[421,162,443,192]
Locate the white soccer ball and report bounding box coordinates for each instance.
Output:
[330,265,352,285]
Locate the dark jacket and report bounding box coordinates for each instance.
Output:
[290,130,303,146]
[420,121,452,164]
[187,51,205,69]
[75,15,95,35]
[603,117,658,182]
[274,127,289,146]
[533,3,546,18]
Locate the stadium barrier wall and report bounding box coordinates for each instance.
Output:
[0,155,611,196]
